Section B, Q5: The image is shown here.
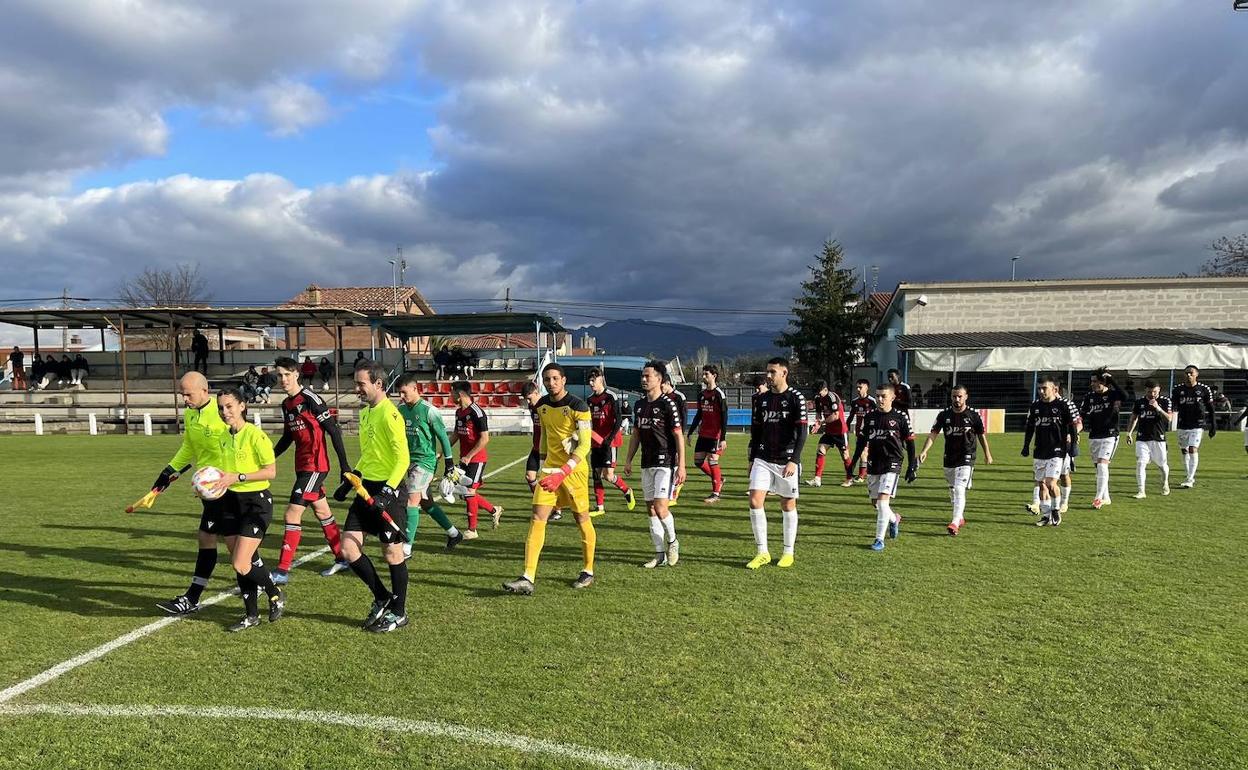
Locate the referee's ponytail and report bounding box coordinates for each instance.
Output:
[217,385,248,416]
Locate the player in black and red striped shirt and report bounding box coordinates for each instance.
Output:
[270,357,352,584]
[806,380,853,488]
[450,381,500,538]
[687,364,728,503]
[847,379,877,483]
[587,369,636,515]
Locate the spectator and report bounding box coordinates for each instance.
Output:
[931,379,944,407]
[913,382,924,407]
[463,348,477,378]
[30,354,48,390]
[56,354,73,387]
[258,366,277,403]
[191,328,210,374]
[8,346,25,390]
[300,356,317,385]
[71,353,89,387]
[318,357,333,391]
[353,350,367,370]
[242,365,261,403]
[1213,386,1232,429]
[434,344,451,380]
[1125,380,1136,403]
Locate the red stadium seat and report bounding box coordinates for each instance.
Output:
[470,381,481,393]
[490,395,504,407]
[503,395,520,407]
[439,382,451,394]
[482,381,496,394]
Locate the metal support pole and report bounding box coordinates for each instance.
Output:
[951,348,958,388]
[118,315,130,435]
[170,318,179,414]
[334,317,342,408]
[1031,370,1039,401]
[33,326,40,357]
[218,326,226,365]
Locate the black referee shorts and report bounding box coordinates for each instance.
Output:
[344,478,408,545]
[198,495,232,535]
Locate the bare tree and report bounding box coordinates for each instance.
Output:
[1204,235,1248,276]
[115,264,212,354]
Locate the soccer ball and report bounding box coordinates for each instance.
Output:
[192,466,227,500]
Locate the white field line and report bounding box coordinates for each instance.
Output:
[0,703,690,770]
[0,454,527,705]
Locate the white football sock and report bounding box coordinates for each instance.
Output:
[1031,485,1041,505]
[1159,463,1169,486]
[1040,499,1052,517]
[749,508,768,553]
[1188,452,1199,479]
[659,513,677,543]
[1060,484,1071,508]
[648,515,665,553]
[1095,464,1108,500]
[781,508,797,555]
[874,500,890,541]
[950,485,966,524]
[1136,462,1147,492]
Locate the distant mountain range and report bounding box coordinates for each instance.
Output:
[581,319,787,360]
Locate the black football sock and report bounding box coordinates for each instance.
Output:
[388,562,408,616]
[349,555,390,602]
[185,547,217,603]
[236,571,258,617]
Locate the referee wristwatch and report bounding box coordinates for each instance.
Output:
[238,473,248,483]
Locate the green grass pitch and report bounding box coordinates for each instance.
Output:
[0,432,1245,768]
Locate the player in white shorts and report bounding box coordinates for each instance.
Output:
[919,384,993,536]
[1170,365,1216,489]
[1022,377,1079,527]
[1125,380,1173,498]
[623,360,685,568]
[744,357,807,569]
[1079,370,1125,510]
[1054,385,1083,514]
[851,383,917,550]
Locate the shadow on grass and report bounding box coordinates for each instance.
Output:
[0,571,169,618]
[0,541,190,576]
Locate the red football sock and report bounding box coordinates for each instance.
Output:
[843,457,854,480]
[473,487,496,514]
[710,463,723,493]
[612,476,631,495]
[859,465,868,479]
[465,496,479,530]
[278,524,302,571]
[699,458,713,478]
[317,514,343,559]
[814,454,826,478]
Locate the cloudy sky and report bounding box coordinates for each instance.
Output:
[1,0,1245,338]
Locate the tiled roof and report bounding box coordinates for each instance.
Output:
[866,291,893,319]
[451,333,538,350]
[284,285,435,315]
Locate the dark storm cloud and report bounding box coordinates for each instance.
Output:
[2,0,1247,336]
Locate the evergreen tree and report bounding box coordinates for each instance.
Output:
[776,240,872,385]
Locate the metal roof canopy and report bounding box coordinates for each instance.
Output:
[897,328,1248,350]
[0,306,371,330]
[376,312,565,340]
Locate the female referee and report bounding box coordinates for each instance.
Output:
[205,386,285,631]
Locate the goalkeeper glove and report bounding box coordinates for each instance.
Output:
[152,465,176,492]
[904,463,918,484]
[332,469,358,502]
[376,484,400,509]
[1020,446,1030,457]
[443,458,455,477]
[1209,424,1218,438]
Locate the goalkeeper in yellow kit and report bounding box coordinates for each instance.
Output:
[503,363,596,595]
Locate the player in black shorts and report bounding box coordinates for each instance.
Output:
[202,387,284,631]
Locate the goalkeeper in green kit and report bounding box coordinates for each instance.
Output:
[396,373,464,557]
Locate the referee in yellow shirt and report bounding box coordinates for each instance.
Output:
[336,361,411,632]
[202,386,283,632]
[504,363,596,595]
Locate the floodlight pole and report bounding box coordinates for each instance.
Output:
[1011,256,1020,281]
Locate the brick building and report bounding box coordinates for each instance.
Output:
[282,284,435,352]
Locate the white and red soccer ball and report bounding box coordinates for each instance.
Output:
[192,466,227,500]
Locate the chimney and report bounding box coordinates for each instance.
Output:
[307,284,321,306]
